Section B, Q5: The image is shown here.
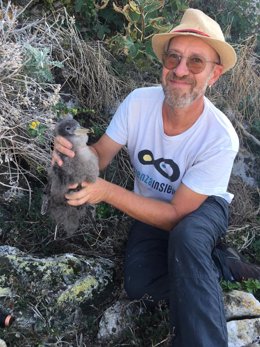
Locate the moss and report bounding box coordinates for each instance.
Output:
[57,276,98,305]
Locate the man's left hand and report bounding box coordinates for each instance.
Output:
[65,178,109,206]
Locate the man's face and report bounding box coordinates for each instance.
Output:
[161,36,222,109]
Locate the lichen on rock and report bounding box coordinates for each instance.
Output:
[57,275,99,305]
[0,245,114,337]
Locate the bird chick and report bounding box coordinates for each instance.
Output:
[42,115,99,235]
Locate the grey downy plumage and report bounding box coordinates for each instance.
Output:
[41,115,99,235]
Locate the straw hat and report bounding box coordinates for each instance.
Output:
[152,8,237,73]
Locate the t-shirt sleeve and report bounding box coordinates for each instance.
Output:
[105,96,129,146]
[182,146,238,196]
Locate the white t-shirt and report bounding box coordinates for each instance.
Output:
[106,86,239,203]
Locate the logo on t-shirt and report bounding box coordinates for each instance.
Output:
[138,150,180,182]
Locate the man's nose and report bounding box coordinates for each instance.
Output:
[173,57,190,77]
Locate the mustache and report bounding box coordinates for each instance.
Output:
[166,72,194,84]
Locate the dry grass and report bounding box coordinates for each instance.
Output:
[37,9,124,112]
[207,37,260,248]
[228,176,260,225]
[226,223,260,252]
[210,36,260,147]
[0,3,123,200]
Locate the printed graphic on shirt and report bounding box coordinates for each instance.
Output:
[134,167,176,195]
[138,150,180,182]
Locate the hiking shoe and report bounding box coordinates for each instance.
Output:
[215,242,260,282]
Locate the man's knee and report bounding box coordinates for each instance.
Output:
[169,196,228,255]
[170,215,212,253]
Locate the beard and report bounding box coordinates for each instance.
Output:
[162,73,209,109]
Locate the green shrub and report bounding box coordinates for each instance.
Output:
[221,279,260,300]
[23,44,63,83]
[107,0,188,64]
[189,0,259,47]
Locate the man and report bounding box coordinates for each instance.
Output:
[53,9,260,347]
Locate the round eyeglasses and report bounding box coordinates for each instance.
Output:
[162,51,220,74]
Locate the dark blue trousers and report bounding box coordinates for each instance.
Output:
[124,196,229,347]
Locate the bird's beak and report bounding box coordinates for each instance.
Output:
[74,127,94,136]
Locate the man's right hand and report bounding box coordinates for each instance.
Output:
[52,135,75,166]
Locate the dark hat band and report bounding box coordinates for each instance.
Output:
[173,29,211,37]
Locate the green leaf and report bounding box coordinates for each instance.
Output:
[129,0,141,14]
[221,279,260,294]
[148,18,172,32]
[144,39,156,58]
[74,0,84,12]
[143,0,164,14]
[128,9,142,23]
[129,40,141,58]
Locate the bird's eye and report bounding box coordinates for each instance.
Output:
[65,126,71,131]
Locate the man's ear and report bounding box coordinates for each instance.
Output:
[209,64,224,87]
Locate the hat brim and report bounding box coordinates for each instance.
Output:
[152,32,237,74]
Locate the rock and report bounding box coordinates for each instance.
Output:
[0,339,7,347]
[224,290,260,320]
[98,300,144,341]
[97,291,260,344]
[227,318,260,347]
[0,245,114,334]
[232,149,257,187]
[225,290,260,346]
[1,244,260,346]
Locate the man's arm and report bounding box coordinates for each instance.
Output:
[102,181,208,230]
[54,133,207,230]
[66,179,208,231]
[91,134,123,171]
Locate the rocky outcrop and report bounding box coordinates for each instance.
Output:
[224,290,260,319]
[0,245,259,346]
[227,319,260,347]
[0,245,114,337]
[97,291,260,346]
